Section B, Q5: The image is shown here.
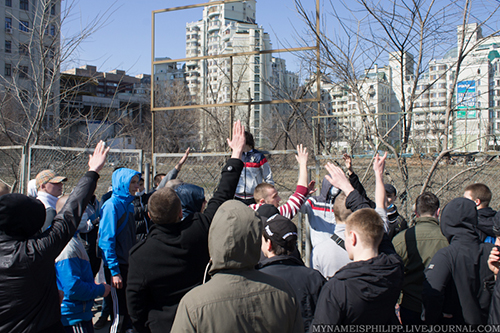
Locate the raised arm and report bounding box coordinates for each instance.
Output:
[296,144,308,188]
[200,121,245,222]
[277,145,312,219]
[373,152,387,210]
[175,147,190,171]
[157,148,191,190]
[36,141,109,259]
[345,153,373,205]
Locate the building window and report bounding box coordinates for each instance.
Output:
[20,0,28,10]
[19,43,28,55]
[5,40,11,53]
[19,21,29,32]
[5,0,11,7]
[51,4,56,15]
[50,24,55,36]
[5,17,12,29]
[254,83,260,92]
[4,63,11,77]
[18,65,28,78]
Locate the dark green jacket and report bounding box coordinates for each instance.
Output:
[392,216,448,313]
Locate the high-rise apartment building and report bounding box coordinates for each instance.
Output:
[0,0,60,131]
[185,0,297,148]
[408,23,500,152]
[315,23,500,154]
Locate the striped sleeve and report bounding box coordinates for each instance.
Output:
[278,185,308,219]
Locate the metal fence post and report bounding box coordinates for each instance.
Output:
[139,150,144,174]
[145,163,151,193]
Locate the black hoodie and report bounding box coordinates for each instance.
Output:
[126,159,243,333]
[0,171,98,333]
[312,189,403,325]
[477,207,497,241]
[258,254,325,332]
[422,197,494,325]
[312,250,403,325]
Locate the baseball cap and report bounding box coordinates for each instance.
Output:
[384,184,397,195]
[256,204,280,219]
[35,170,67,189]
[262,214,297,251]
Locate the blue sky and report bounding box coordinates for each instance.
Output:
[61,0,318,76]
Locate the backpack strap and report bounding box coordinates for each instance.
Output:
[331,233,346,251]
[115,210,129,236]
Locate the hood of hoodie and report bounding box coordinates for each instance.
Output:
[478,206,496,219]
[208,200,262,275]
[175,183,205,219]
[0,193,46,238]
[334,252,403,302]
[316,176,334,203]
[440,197,479,243]
[111,168,140,204]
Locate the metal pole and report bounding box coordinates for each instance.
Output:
[230,55,234,139]
[144,162,151,193]
[315,0,321,155]
[151,10,156,165]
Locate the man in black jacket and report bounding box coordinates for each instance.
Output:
[312,153,403,326]
[257,214,325,332]
[126,120,246,333]
[0,141,109,333]
[464,183,498,242]
[422,197,494,324]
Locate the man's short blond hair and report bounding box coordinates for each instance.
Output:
[254,183,275,202]
[345,208,384,247]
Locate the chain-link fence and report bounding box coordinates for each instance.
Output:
[0,146,23,192]
[153,150,301,201]
[153,149,500,261]
[315,152,500,223]
[29,145,144,199]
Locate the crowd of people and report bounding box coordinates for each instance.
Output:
[1,121,500,333]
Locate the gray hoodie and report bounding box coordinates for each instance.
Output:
[171,200,303,332]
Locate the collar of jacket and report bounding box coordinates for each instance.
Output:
[257,254,304,269]
[414,216,439,225]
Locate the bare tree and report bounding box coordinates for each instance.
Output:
[295,0,500,209]
[0,0,115,191]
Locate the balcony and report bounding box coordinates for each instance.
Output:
[208,22,220,32]
[208,6,219,17]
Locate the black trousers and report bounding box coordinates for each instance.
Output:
[104,264,132,333]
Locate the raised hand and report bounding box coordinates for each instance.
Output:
[325,162,354,195]
[227,120,246,159]
[307,180,317,195]
[343,153,353,174]
[295,144,308,166]
[88,141,110,173]
[373,152,388,176]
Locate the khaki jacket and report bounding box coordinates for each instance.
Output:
[171,200,303,332]
[392,216,448,313]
